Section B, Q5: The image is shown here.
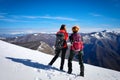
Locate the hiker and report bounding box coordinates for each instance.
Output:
[67,26,84,77]
[48,24,68,70]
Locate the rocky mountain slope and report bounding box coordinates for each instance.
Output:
[1,30,120,71]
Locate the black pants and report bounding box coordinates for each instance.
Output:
[68,50,84,74]
[49,48,67,70]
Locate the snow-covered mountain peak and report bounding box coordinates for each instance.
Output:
[86,30,119,40]
[33,33,38,36]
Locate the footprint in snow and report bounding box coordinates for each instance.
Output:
[46,71,56,79]
[46,73,52,79]
[35,77,42,80]
[33,68,41,73]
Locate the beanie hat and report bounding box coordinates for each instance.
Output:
[72,26,80,32]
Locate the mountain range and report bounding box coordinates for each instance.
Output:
[0,30,120,71]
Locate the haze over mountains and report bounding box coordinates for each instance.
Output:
[0,30,120,71]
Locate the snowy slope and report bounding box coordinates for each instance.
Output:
[0,40,120,80]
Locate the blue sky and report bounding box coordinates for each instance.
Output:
[0,0,120,34]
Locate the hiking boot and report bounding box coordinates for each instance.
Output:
[67,70,72,74]
[60,68,63,71]
[80,72,84,77]
[48,63,52,66]
[60,66,63,71]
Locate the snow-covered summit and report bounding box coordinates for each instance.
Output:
[0,40,120,80]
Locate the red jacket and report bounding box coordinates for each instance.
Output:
[57,30,68,48]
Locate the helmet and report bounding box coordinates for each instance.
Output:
[72,26,80,32]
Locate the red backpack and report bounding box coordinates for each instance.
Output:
[70,33,84,51]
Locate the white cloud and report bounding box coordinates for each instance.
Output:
[0,13,29,22]
[0,15,5,18]
[0,18,17,22]
[89,13,102,17]
[40,16,77,21]
[0,12,8,15]
[100,24,111,27]
[22,16,38,19]
[109,28,120,32]
[0,13,78,22]
[80,27,104,33]
[0,18,29,22]
[22,15,77,21]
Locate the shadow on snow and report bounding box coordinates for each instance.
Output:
[6,57,64,72]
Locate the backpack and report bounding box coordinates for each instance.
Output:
[55,32,65,50]
[71,33,83,51]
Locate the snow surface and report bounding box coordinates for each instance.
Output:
[0,40,120,80]
[34,34,38,36]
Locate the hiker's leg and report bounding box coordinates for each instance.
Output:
[68,50,75,74]
[60,48,67,70]
[78,51,84,76]
[49,49,61,65]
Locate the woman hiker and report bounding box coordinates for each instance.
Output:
[48,24,68,71]
[67,26,84,77]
